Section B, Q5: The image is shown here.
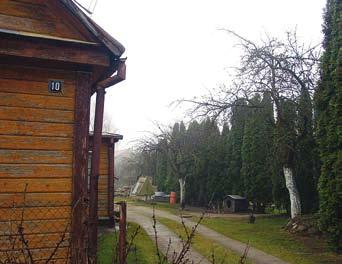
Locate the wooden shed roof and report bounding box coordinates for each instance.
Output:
[0,0,125,58]
[89,132,123,141]
[224,195,247,200]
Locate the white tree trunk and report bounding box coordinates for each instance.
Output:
[179,178,186,208]
[283,166,301,218]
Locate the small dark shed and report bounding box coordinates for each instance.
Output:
[223,195,249,213]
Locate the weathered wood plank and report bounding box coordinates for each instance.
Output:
[0,193,71,207]
[0,92,74,110]
[98,183,109,189]
[98,202,108,207]
[99,161,109,170]
[0,150,72,164]
[0,14,55,35]
[0,0,50,21]
[0,233,70,250]
[0,120,74,137]
[99,193,108,200]
[0,246,70,261]
[99,167,109,174]
[98,189,108,194]
[0,219,70,234]
[35,258,70,264]
[0,106,74,123]
[0,179,71,193]
[0,206,71,221]
[0,135,73,150]
[0,78,75,97]
[0,65,76,85]
[98,210,108,217]
[0,164,72,178]
[6,0,47,6]
[0,37,110,66]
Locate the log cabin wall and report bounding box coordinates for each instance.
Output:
[0,64,81,263]
[0,0,125,261]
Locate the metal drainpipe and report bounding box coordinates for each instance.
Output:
[88,60,126,263]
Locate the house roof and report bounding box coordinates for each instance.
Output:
[60,0,125,57]
[0,0,125,59]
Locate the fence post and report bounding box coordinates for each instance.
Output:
[119,202,127,264]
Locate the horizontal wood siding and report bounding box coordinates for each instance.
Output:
[0,65,75,263]
[98,142,109,218]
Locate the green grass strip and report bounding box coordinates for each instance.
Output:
[98,222,160,264]
[157,217,251,264]
[199,217,341,264]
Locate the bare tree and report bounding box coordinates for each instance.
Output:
[180,29,321,218]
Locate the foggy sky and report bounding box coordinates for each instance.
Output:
[79,0,326,148]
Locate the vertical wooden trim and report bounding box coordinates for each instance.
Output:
[108,138,115,227]
[71,71,91,264]
[88,87,106,262]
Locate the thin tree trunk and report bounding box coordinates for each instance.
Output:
[283,166,301,218]
[179,178,186,209]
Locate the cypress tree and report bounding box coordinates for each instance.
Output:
[315,0,342,250]
[296,89,319,213]
[241,94,274,212]
[228,99,248,194]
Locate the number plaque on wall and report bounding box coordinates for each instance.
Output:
[48,80,63,93]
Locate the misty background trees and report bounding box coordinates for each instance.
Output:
[115,0,341,251]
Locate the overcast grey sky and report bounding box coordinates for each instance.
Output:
[80,0,326,147]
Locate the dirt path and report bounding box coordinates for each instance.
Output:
[130,205,290,264]
[128,207,211,264]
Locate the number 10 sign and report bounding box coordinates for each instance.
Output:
[48,80,63,93]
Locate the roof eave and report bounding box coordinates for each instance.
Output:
[60,0,125,58]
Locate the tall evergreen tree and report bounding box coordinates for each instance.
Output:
[315,0,342,250]
[228,99,248,194]
[241,94,274,212]
[296,88,319,213]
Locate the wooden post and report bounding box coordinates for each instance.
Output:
[71,72,91,264]
[88,87,106,263]
[119,202,127,264]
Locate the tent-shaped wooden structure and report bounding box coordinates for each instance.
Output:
[131,176,156,200]
[0,1,125,262]
[89,133,123,227]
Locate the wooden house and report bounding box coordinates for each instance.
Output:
[89,133,123,227]
[0,1,125,263]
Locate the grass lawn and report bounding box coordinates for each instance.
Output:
[198,216,342,264]
[98,222,160,264]
[157,217,252,264]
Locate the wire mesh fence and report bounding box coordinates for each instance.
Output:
[0,199,73,264]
